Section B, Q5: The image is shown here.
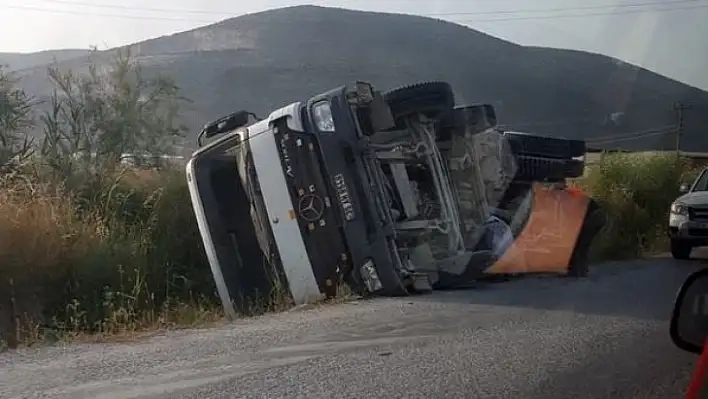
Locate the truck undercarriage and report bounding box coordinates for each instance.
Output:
[186,80,600,316]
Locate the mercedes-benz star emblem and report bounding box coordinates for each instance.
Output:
[297,194,325,222]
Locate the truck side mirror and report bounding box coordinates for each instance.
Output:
[197,110,254,147]
[203,111,251,139]
[680,183,691,194]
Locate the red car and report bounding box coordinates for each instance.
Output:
[687,343,708,399]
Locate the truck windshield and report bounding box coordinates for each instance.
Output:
[228,141,275,261]
[192,135,283,315]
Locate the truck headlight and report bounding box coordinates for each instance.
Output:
[671,202,689,216]
[360,259,382,293]
[312,101,335,132]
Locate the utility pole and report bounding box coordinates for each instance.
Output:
[674,102,692,154]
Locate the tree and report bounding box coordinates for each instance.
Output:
[0,67,36,171]
[40,48,189,176]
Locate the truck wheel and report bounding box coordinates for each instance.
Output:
[504,131,586,159]
[671,239,693,260]
[383,81,455,124]
[514,156,585,181]
[503,131,586,181]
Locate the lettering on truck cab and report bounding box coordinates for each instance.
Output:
[334,173,355,221]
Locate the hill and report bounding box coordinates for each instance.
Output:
[7,5,708,152]
[0,49,90,71]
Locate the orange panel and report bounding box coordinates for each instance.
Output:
[486,183,590,274]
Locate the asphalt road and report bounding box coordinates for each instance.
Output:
[1,255,706,399]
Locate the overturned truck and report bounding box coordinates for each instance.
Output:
[186,81,602,318]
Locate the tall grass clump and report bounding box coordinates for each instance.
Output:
[0,172,103,345]
[0,167,221,347]
[583,153,699,260]
[64,167,220,334]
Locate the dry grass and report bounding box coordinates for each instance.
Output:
[0,180,101,288]
[0,167,224,349]
[0,166,356,350]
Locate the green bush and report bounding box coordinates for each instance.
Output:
[0,167,219,345]
[583,153,699,260]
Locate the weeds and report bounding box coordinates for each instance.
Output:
[581,153,699,260]
[0,165,353,349]
[0,166,223,349]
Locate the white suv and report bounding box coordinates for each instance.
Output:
[669,167,708,259]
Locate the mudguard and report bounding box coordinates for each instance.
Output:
[485,183,591,274]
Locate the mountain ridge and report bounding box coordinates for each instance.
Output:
[0,49,91,71]
[1,5,706,152]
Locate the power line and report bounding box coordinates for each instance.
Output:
[3,1,708,24]
[1,4,214,22]
[495,122,679,145]
[30,0,706,18]
[586,125,676,142]
[588,131,674,146]
[433,0,705,16]
[587,128,675,145]
[587,128,675,144]
[36,0,239,16]
[457,3,708,22]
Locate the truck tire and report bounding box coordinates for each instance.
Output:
[500,131,586,181]
[514,156,585,181]
[504,131,586,159]
[671,239,693,260]
[383,81,455,124]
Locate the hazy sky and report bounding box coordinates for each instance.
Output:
[2,0,707,89]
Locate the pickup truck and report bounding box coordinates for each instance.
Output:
[669,167,708,259]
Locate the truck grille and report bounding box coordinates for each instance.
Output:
[688,228,708,236]
[688,207,708,221]
[273,122,349,298]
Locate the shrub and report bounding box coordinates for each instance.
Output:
[583,153,698,260]
[0,166,218,346]
[0,48,216,347]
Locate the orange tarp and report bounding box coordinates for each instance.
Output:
[485,183,590,274]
